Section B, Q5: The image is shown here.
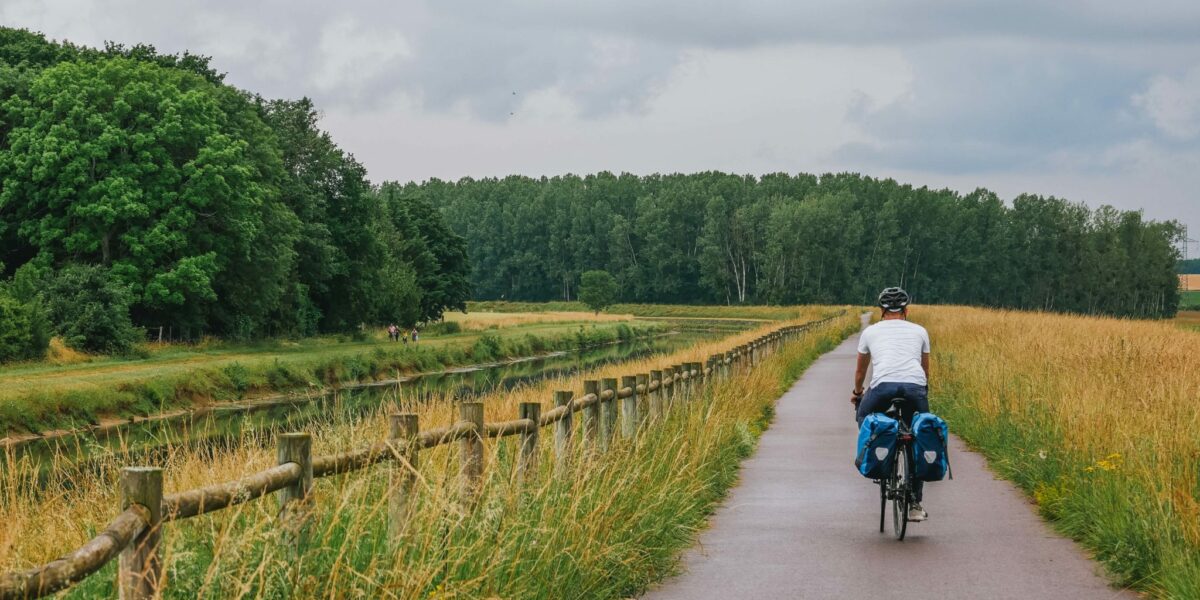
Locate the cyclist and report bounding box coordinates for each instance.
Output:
[852,286,931,522]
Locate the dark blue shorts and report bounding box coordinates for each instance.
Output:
[856,381,929,425]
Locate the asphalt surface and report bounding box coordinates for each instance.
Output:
[643,316,1135,600]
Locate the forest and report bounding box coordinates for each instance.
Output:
[412,172,1181,318]
[0,28,470,360]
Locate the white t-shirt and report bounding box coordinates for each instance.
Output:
[857,319,930,389]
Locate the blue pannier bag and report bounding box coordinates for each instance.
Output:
[910,412,952,481]
[855,413,898,479]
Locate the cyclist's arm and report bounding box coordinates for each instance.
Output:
[853,352,870,396]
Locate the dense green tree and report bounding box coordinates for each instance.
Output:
[431,172,1181,318]
[0,57,297,333]
[42,264,141,354]
[579,270,619,313]
[0,29,472,344]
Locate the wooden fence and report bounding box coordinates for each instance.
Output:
[0,316,839,599]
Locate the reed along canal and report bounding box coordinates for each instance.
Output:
[5,320,752,478]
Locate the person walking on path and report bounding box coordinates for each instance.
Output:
[387,324,398,342]
[852,286,932,522]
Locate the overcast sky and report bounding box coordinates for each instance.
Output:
[4,0,1199,252]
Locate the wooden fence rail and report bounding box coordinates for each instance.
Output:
[0,315,840,600]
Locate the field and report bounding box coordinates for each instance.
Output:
[1175,310,1200,331]
[0,313,659,436]
[917,306,1200,598]
[1180,289,1200,310]
[467,301,812,321]
[0,308,858,598]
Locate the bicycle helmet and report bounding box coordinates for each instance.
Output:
[878,287,910,312]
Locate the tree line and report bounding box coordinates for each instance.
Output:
[0,28,469,360]
[411,172,1181,318]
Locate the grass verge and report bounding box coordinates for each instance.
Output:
[468,300,814,321]
[0,321,662,436]
[1,312,858,598]
[916,306,1199,599]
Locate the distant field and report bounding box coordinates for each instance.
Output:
[1180,289,1200,308]
[1174,310,1200,331]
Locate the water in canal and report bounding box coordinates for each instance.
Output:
[6,321,754,475]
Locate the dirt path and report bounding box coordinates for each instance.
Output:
[643,318,1135,599]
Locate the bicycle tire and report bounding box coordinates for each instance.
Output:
[892,447,909,541]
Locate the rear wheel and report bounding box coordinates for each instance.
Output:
[892,449,909,541]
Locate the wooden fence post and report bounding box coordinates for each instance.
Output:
[554,391,573,472]
[278,433,313,515]
[518,402,541,482]
[388,413,418,542]
[460,402,485,498]
[649,369,664,421]
[636,373,649,427]
[582,380,600,452]
[277,432,313,553]
[601,378,618,451]
[620,375,638,440]
[675,365,687,404]
[119,467,162,600]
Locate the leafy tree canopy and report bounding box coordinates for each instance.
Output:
[579,270,619,314]
[0,28,471,348]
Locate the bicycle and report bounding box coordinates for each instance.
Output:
[876,397,916,540]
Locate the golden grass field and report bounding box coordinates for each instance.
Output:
[917,306,1200,598]
[1,308,852,598]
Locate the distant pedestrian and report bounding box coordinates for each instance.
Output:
[387,324,398,341]
[411,328,419,344]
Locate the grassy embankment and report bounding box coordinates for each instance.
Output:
[467,300,813,321]
[917,306,1199,598]
[1,308,858,598]
[0,312,659,436]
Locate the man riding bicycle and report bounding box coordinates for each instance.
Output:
[852,287,931,522]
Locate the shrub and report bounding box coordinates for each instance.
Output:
[471,333,503,362]
[0,290,51,362]
[423,321,462,336]
[42,264,142,354]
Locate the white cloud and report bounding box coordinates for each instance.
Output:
[1135,66,1200,139]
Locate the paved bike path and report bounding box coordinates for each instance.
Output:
[643,319,1134,599]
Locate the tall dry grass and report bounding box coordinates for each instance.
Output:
[918,306,1200,598]
[1,308,855,598]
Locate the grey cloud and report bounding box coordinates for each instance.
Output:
[837,43,1200,174]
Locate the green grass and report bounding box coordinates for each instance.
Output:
[0,321,661,435]
[468,300,819,321]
